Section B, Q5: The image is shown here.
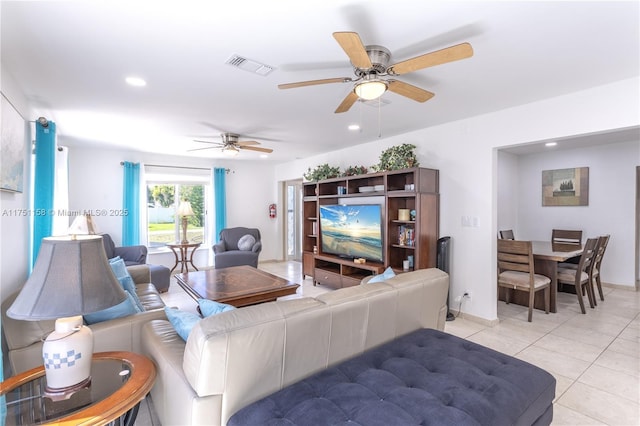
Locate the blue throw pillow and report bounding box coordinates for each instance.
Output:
[84,292,141,325]
[166,301,236,341]
[109,257,144,311]
[368,266,396,283]
[164,307,201,341]
[198,299,236,317]
[109,256,126,275]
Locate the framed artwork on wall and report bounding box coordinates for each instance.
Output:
[1,93,25,193]
[542,167,589,206]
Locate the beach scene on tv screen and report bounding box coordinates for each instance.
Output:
[320,204,383,262]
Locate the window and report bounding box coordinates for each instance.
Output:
[145,166,211,248]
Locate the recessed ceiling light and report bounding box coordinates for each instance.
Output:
[545,142,557,147]
[125,76,146,87]
[260,154,269,159]
[348,124,360,131]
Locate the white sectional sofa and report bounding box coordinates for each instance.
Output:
[141,268,449,426]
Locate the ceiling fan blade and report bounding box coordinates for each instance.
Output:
[387,80,435,103]
[335,91,359,113]
[388,42,473,75]
[193,139,223,145]
[240,145,273,153]
[187,146,217,152]
[278,77,351,90]
[333,32,372,69]
[237,140,260,146]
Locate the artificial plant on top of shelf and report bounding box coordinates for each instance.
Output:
[374,143,419,171]
[342,165,368,176]
[303,163,341,181]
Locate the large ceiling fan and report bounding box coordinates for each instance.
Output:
[189,132,274,156]
[278,31,473,113]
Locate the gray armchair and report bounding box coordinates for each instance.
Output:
[101,233,147,266]
[213,227,262,268]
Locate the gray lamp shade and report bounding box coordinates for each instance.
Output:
[7,235,127,320]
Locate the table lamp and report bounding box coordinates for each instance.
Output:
[7,235,127,400]
[177,200,194,244]
[67,213,98,235]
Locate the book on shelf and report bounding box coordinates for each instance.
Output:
[398,226,415,246]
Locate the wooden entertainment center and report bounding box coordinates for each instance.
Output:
[302,167,439,288]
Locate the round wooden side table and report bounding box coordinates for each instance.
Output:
[0,351,156,426]
[167,242,201,273]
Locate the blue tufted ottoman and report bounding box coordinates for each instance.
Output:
[229,328,555,426]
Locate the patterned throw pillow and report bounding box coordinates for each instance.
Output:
[237,234,256,251]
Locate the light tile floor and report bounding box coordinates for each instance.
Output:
[136,261,640,426]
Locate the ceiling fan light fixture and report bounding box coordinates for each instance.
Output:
[354,78,387,100]
[222,145,240,156]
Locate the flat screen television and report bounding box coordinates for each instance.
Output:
[319,204,384,263]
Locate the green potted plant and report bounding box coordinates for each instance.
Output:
[376,143,419,171]
[342,165,368,176]
[303,163,341,181]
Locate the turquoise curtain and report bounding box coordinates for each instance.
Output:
[213,167,227,239]
[122,161,140,245]
[32,121,56,266]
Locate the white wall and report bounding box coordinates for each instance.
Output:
[1,66,33,297]
[515,140,638,286]
[67,146,280,269]
[497,151,519,235]
[275,77,640,322]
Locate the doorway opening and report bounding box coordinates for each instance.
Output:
[285,179,303,261]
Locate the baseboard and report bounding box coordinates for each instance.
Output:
[449,310,500,327]
[257,259,282,264]
[602,281,638,292]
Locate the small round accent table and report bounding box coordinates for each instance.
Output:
[167,242,201,273]
[0,351,156,426]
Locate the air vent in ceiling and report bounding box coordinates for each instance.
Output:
[225,54,275,76]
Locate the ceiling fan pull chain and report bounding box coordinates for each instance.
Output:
[378,99,382,138]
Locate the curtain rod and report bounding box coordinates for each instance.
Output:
[119,162,232,173]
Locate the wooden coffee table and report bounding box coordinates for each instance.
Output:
[175,265,300,307]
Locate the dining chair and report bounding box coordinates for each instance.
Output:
[562,235,611,306]
[552,229,583,267]
[497,239,550,322]
[499,229,515,240]
[551,229,582,245]
[590,234,610,303]
[556,237,598,314]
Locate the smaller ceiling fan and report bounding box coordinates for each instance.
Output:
[278,31,473,113]
[189,132,273,156]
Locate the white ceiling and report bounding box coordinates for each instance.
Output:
[2,1,638,162]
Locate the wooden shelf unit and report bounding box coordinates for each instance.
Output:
[302,167,439,283]
[302,182,319,279]
[313,254,384,289]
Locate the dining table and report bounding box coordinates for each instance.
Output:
[498,240,583,313]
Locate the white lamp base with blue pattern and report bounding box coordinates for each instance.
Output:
[42,316,93,400]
